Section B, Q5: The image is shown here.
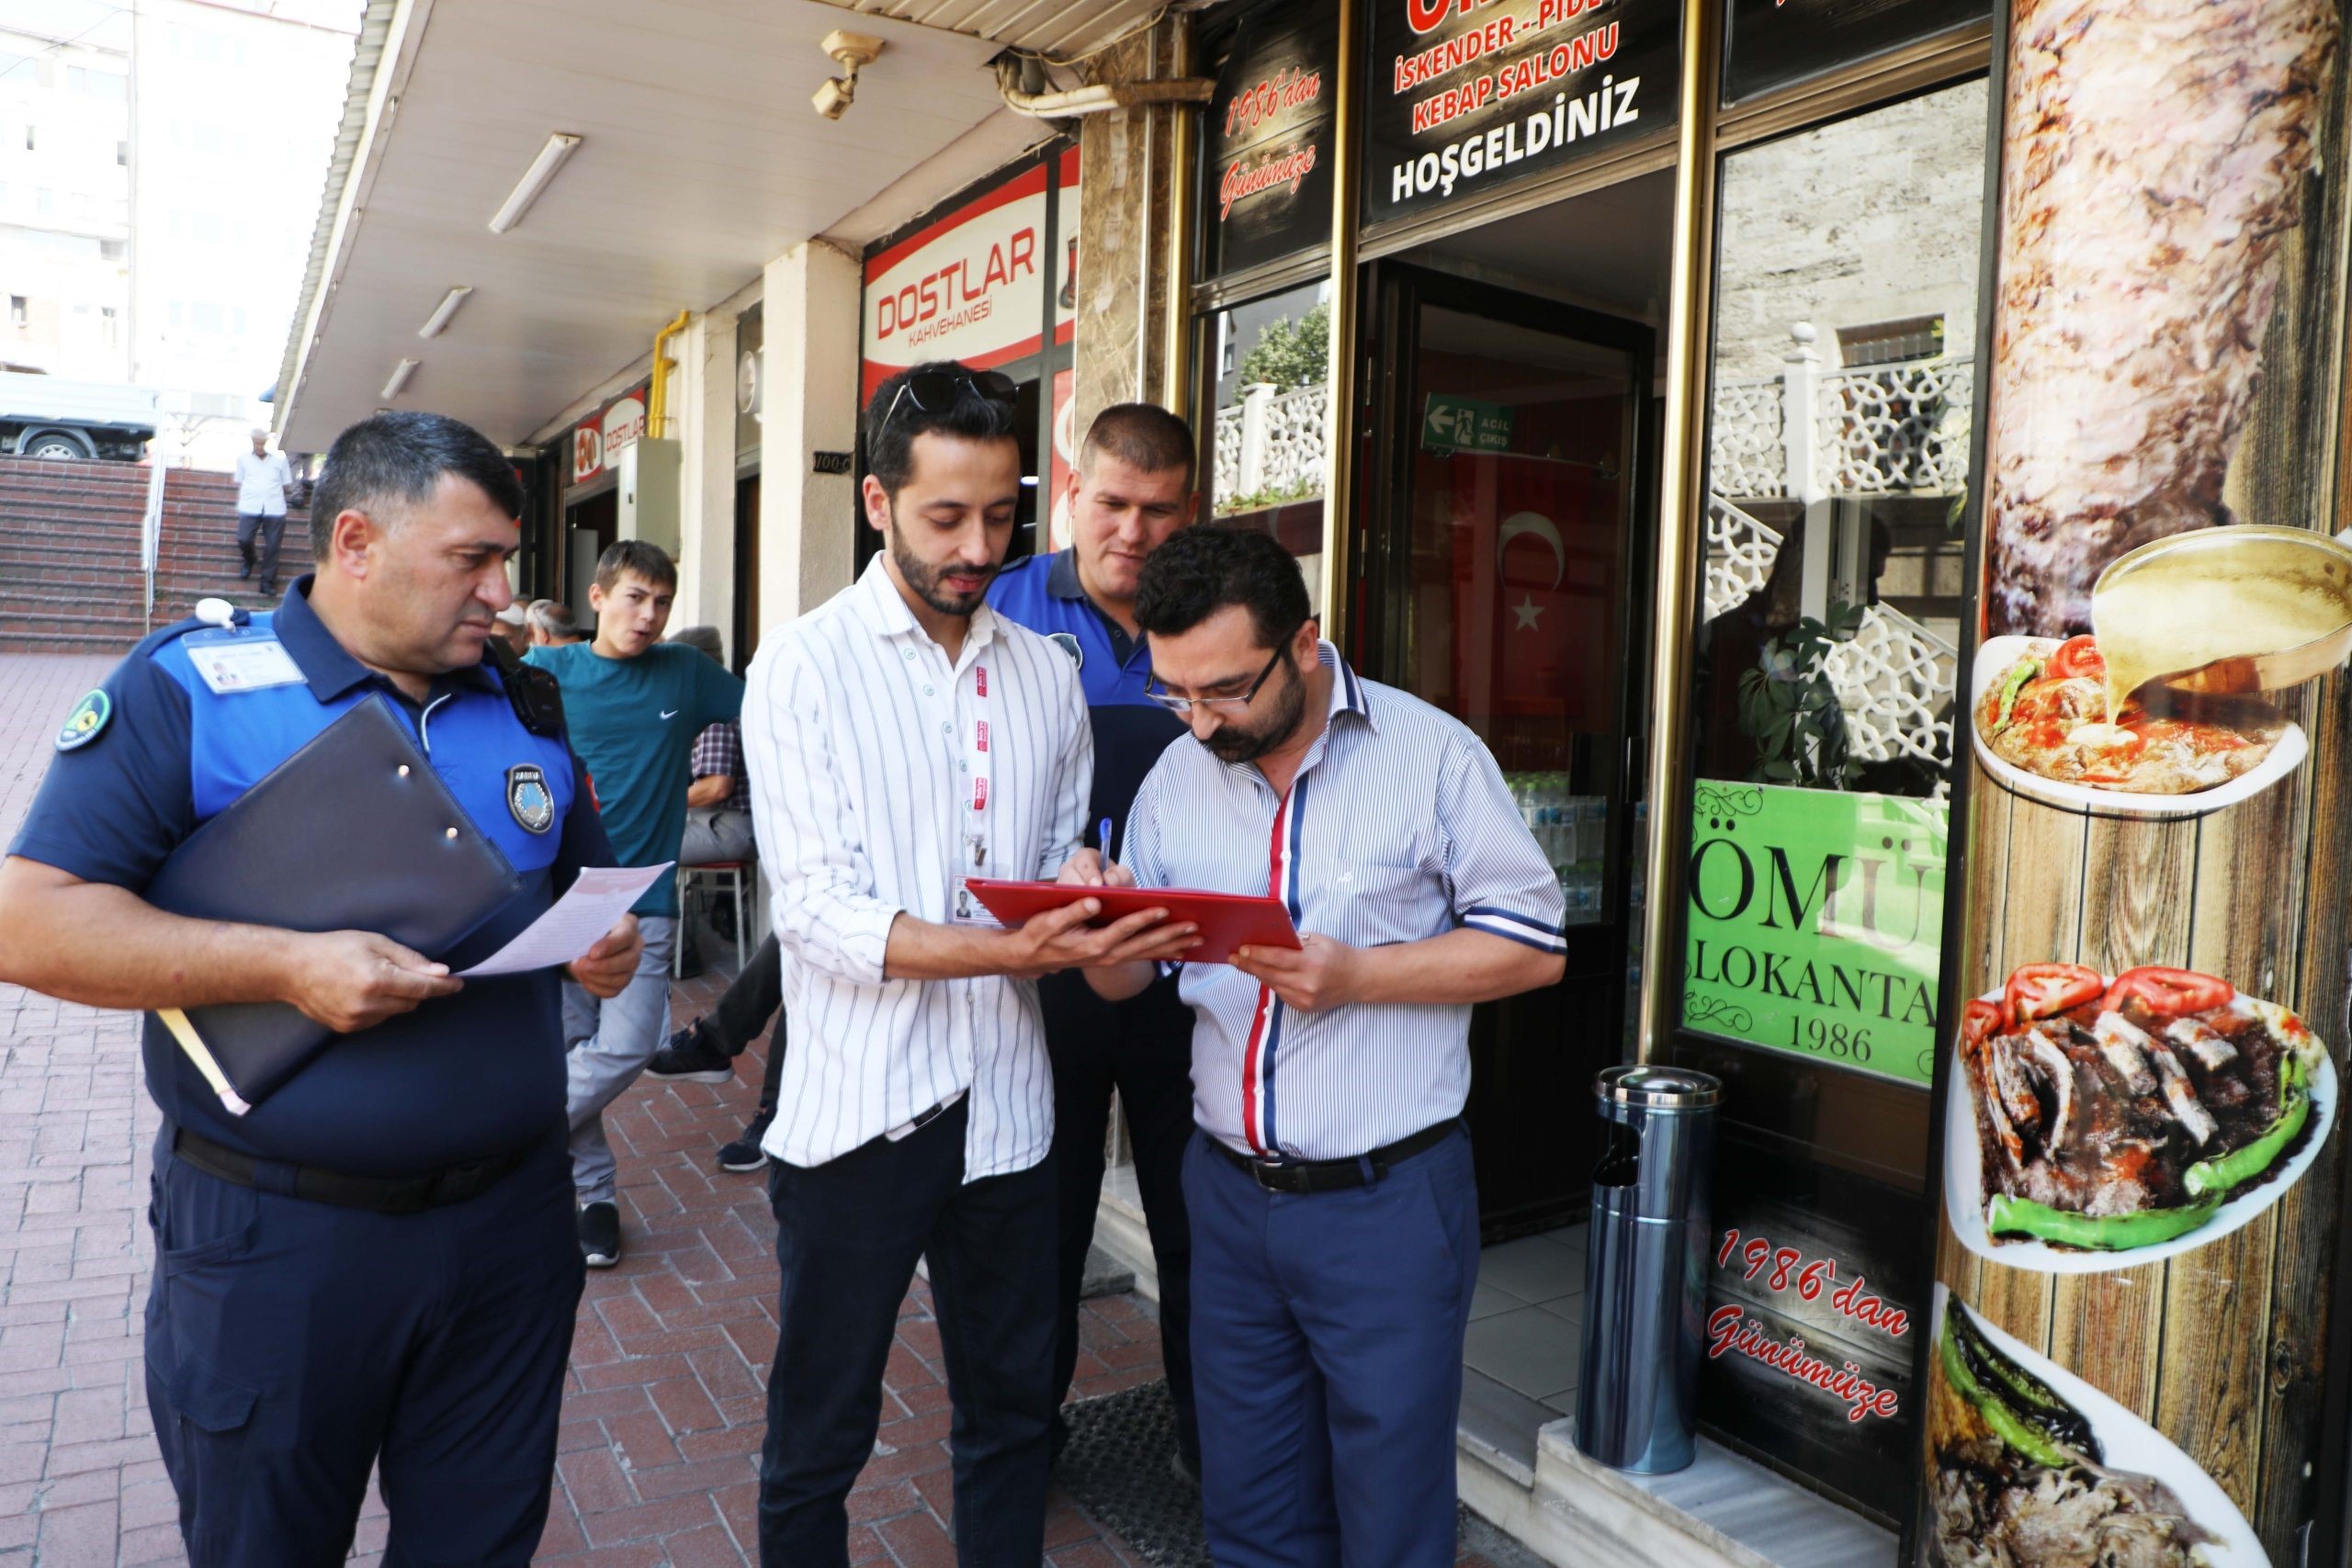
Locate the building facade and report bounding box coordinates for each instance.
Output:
[274,2,2352,1562]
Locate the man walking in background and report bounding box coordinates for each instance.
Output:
[987,401,1204,1479]
[232,426,294,595]
[526,542,743,1269]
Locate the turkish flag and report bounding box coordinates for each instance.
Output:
[1446,452,1608,723]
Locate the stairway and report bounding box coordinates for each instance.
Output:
[0,457,309,655]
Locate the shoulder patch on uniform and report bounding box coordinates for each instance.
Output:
[1046,631,1083,670]
[55,689,110,751]
[506,763,555,834]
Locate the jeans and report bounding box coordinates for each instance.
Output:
[758,1100,1057,1565]
[235,512,287,585]
[561,915,676,1205]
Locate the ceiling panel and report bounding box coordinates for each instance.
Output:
[282,0,1116,447]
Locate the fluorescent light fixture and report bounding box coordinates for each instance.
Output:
[417,285,473,339]
[382,358,419,400]
[487,132,582,234]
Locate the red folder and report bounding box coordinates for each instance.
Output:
[964,879,1302,966]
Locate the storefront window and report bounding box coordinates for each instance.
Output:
[1681,80,1986,1088]
[1203,277,1330,608]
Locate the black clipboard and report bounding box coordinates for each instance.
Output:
[143,696,523,1112]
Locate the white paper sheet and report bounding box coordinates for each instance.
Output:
[456,863,672,977]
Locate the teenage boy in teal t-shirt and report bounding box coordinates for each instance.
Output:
[526,540,742,1267]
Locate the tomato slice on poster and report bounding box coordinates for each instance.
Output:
[2099,965,2234,1020]
[1962,998,2012,1052]
[2046,635,2106,681]
[2005,963,2105,1022]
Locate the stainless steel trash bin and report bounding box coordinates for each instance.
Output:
[1574,1065,1721,1474]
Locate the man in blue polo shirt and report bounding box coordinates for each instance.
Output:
[0,412,641,1565]
[526,540,743,1267]
[987,401,1203,1476]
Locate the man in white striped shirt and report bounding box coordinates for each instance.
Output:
[1079,526,1566,1567]
[740,361,1198,1565]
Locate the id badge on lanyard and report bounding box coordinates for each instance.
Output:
[950,659,1001,926]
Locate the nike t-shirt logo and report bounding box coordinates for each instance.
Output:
[660,708,680,719]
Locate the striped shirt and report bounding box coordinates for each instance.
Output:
[1124,643,1566,1161]
[741,557,1091,1179]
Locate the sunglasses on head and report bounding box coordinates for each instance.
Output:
[882,369,1020,432]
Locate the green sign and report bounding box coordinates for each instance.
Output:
[1422,393,1513,453]
[1684,780,1947,1086]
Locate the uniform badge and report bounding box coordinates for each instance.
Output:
[505,763,555,834]
[55,689,110,751]
[1047,631,1083,670]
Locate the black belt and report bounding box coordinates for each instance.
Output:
[171,1124,548,1215]
[1207,1118,1461,1195]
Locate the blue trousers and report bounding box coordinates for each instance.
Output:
[1182,1125,1479,1568]
[759,1100,1059,1566]
[144,1125,582,1566]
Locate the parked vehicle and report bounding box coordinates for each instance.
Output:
[0,370,159,461]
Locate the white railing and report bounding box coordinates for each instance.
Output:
[1823,602,1957,786]
[1213,381,1327,510]
[1709,322,1972,502]
[1703,494,1783,618]
[140,454,167,627]
[1815,357,1972,496]
[1710,379,1785,500]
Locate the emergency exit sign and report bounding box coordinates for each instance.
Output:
[1422,393,1513,453]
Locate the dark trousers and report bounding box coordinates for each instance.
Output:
[759,1100,1057,1566]
[692,933,786,1119]
[234,512,286,584]
[1040,972,1199,1472]
[144,1125,582,1566]
[1182,1125,1479,1568]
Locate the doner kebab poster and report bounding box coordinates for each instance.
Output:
[1917,2,2352,1564]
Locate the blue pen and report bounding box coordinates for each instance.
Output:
[1098,817,1116,863]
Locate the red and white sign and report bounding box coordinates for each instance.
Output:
[863,166,1049,402]
[1053,151,1080,350]
[569,382,649,487]
[571,424,603,484]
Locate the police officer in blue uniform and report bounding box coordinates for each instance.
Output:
[986,401,1204,1477]
[0,412,642,1566]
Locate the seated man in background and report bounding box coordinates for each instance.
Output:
[527,599,583,646]
[648,626,781,1166]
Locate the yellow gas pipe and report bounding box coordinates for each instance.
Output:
[648,309,692,437]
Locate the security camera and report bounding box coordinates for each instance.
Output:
[813,29,883,120]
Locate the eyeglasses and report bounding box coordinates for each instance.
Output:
[880,369,1019,433]
[1144,637,1294,716]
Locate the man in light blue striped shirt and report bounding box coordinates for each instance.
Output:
[1079,526,1566,1567]
[741,362,1197,1565]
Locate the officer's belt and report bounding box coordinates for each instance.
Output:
[171,1123,549,1215]
[1204,1116,1463,1195]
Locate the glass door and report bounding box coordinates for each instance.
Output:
[1356,263,1655,1238]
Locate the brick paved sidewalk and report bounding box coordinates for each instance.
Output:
[0,653,1163,1567]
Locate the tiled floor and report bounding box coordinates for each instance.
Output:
[1466,1224,1588,1416]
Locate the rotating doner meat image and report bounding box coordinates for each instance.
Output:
[1944,964,2335,1272]
[1984,0,2337,637]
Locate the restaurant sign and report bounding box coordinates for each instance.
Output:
[1683,780,1945,1086]
[1202,1,1339,278]
[1364,0,1681,226]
